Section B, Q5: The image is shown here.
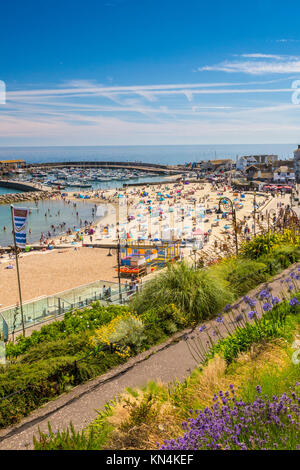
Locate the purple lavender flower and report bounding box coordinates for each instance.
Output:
[199,325,207,332]
[289,297,300,307]
[158,388,300,450]
[262,302,272,312]
[259,289,270,300]
[235,314,243,322]
[271,297,281,305]
[244,296,257,307]
[248,311,257,320]
[216,316,224,323]
[223,304,232,312]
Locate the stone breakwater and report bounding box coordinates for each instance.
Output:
[0,190,60,205]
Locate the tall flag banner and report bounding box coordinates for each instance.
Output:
[11,206,29,248]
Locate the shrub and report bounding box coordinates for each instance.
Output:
[91,313,146,356]
[225,259,268,296]
[33,422,110,450]
[272,245,300,268]
[0,350,126,428]
[240,231,300,260]
[0,356,77,427]
[131,262,233,322]
[141,304,187,328]
[240,232,282,259]
[18,332,91,364]
[6,304,130,359]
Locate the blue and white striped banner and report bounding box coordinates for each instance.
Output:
[11,206,29,248]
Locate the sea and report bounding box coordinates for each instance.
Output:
[0,199,103,247]
[0,144,297,165]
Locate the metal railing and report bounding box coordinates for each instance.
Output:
[0,279,136,336]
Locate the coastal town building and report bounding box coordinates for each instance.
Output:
[236,154,278,171]
[185,159,233,173]
[244,163,295,184]
[273,166,295,184]
[0,159,26,170]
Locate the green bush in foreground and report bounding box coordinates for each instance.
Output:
[6,303,130,359]
[33,422,111,450]
[131,261,234,321]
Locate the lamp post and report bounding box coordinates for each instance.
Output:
[116,223,122,303]
[217,197,238,256]
[191,246,197,269]
[253,191,257,237]
[266,208,277,233]
[290,190,295,209]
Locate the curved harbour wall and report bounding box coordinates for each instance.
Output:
[0,180,44,192]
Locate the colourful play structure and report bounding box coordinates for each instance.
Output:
[119,240,181,278]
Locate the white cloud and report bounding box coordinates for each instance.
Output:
[199,54,300,75]
[1,76,299,145]
[240,53,293,60]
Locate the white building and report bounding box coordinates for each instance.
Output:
[236,156,257,171]
[273,166,295,183]
[236,154,278,172]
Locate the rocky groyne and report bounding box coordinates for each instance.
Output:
[0,190,60,205]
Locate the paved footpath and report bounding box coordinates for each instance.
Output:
[0,263,298,450]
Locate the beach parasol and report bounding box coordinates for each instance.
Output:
[193,228,204,235]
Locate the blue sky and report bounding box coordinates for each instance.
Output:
[1,0,300,146]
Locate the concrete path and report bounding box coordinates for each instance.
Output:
[0,262,298,450]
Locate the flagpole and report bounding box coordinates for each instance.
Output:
[10,206,26,337]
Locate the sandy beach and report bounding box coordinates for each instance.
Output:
[0,180,291,309]
[0,247,118,308]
